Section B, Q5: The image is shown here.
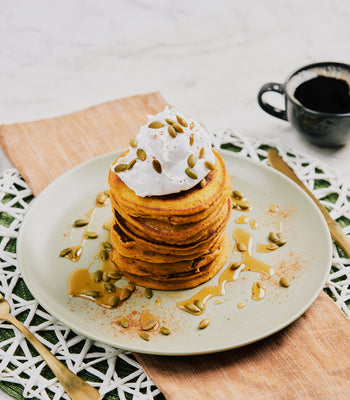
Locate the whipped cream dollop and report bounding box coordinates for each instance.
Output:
[111,106,215,197]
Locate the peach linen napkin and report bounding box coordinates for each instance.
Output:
[1,92,350,400]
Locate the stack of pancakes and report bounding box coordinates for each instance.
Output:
[108,150,232,290]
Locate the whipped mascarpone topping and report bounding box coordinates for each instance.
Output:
[111,106,215,197]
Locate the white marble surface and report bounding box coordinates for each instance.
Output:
[1,0,350,398]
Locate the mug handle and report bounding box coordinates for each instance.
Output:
[257,82,287,121]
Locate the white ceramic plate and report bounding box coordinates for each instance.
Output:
[17,149,332,355]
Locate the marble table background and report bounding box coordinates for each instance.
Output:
[1,0,350,399]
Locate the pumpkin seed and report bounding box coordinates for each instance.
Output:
[126,282,135,292]
[236,242,247,252]
[160,327,171,335]
[232,190,243,199]
[184,302,200,313]
[200,178,206,188]
[60,247,72,257]
[176,115,188,127]
[189,122,195,130]
[280,277,290,287]
[136,148,147,161]
[144,287,153,299]
[114,164,128,173]
[149,121,164,129]
[103,241,113,250]
[173,123,184,133]
[74,218,89,227]
[127,158,137,170]
[140,332,150,341]
[85,231,98,239]
[205,161,215,170]
[93,269,103,282]
[268,232,279,243]
[194,299,204,311]
[189,133,194,146]
[110,296,121,307]
[109,272,123,280]
[199,147,205,159]
[100,250,109,261]
[120,317,129,328]
[198,318,210,329]
[103,222,111,231]
[120,288,131,301]
[230,261,241,270]
[185,167,198,180]
[102,272,110,282]
[83,290,101,298]
[165,118,175,125]
[104,282,115,292]
[152,159,162,174]
[187,155,196,168]
[238,200,251,210]
[168,125,177,138]
[267,243,279,250]
[96,192,107,205]
[129,138,138,148]
[276,238,287,247]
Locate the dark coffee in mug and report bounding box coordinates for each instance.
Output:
[294,75,350,114]
[257,62,350,147]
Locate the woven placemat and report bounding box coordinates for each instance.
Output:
[0,131,349,400]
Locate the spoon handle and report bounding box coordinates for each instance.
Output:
[6,314,100,400]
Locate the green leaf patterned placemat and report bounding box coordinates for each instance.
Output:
[1,131,349,399]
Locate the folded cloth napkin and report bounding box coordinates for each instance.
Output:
[1,92,350,400]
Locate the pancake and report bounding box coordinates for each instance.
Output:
[116,233,231,290]
[108,150,229,224]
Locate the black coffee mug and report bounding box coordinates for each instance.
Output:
[258,62,350,147]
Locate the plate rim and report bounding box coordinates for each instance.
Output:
[17,148,333,355]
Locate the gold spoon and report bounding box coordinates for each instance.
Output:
[0,294,100,400]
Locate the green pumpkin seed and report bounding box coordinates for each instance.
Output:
[205,161,215,171]
[114,164,128,173]
[198,318,210,329]
[120,288,131,301]
[152,159,162,174]
[280,277,290,287]
[184,302,200,313]
[199,147,205,159]
[60,247,72,257]
[187,155,196,168]
[109,272,122,280]
[120,317,129,328]
[276,238,287,246]
[232,190,243,200]
[267,243,279,250]
[189,122,195,130]
[74,218,89,227]
[160,327,171,335]
[173,123,184,133]
[237,242,247,252]
[129,138,138,148]
[189,133,194,146]
[200,179,206,188]
[268,232,279,243]
[136,148,147,161]
[238,200,251,210]
[83,290,101,298]
[230,261,241,270]
[148,121,164,129]
[165,118,175,125]
[110,296,121,307]
[168,125,177,138]
[103,241,113,250]
[102,272,110,282]
[185,167,198,180]
[194,299,204,311]
[127,158,137,170]
[93,269,103,282]
[100,250,109,261]
[96,192,108,205]
[84,231,98,239]
[176,115,188,127]
[104,282,115,292]
[140,332,150,341]
[144,287,153,299]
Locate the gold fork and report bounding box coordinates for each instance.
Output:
[0,294,100,400]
